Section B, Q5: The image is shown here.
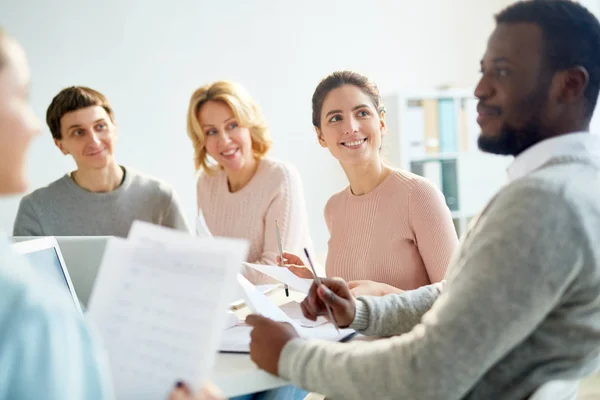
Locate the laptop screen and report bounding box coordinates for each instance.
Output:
[21,247,70,290]
[11,237,83,315]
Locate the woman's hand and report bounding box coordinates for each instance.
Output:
[347,280,404,297]
[277,251,314,278]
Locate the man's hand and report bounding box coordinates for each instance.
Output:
[246,314,300,375]
[301,278,356,328]
[348,280,404,297]
[277,251,313,278]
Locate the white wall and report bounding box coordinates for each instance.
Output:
[0,0,511,257]
[581,0,600,17]
[580,0,600,134]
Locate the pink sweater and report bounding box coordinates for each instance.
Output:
[196,158,313,284]
[324,169,459,290]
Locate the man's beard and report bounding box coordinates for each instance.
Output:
[478,78,552,157]
[477,115,546,156]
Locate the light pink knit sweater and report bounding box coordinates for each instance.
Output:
[196,158,313,284]
[324,169,458,289]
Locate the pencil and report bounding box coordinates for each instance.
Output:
[304,248,339,333]
[275,221,289,297]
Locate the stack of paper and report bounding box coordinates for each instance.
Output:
[229,283,281,310]
[219,275,356,353]
[87,221,248,400]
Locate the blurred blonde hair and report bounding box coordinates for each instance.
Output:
[186,81,272,174]
[0,27,7,71]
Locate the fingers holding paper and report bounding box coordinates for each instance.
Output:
[288,265,314,279]
[277,252,313,278]
[278,251,305,266]
[246,314,300,376]
[168,381,224,400]
[301,278,356,328]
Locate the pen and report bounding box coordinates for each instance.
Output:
[275,220,289,297]
[303,247,339,333]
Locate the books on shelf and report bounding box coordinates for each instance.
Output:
[438,98,457,153]
[441,159,459,212]
[400,96,480,156]
[463,97,480,152]
[404,100,426,159]
[422,99,440,153]
[383,88,509,237]
[410,159,459,212]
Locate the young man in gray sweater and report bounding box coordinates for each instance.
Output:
[13,86,190,237]
[246,1,600,399]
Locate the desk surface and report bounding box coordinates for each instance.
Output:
[211,353,289,397]
[211,289,305,397]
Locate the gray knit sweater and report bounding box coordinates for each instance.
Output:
[13,166,189,237]
[279,155,600,399]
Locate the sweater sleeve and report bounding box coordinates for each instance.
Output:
[278,182,585,400]
[324,196,335,235]
[350,281,445,336]
[162,188,191,233]
[246,164,311,283]
[13,196,44,236]
[408,178,459,282]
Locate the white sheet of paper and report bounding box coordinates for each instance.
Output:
[236,274,303,331]
[229,283,281,309]
[219,322,355,353]
[128,220,195,246]
[279,301,328,328]
[196,209,213,238]
[223,311,240,330]
[243,262,313,293]
[128,220,238,306]
[87,233,247,400]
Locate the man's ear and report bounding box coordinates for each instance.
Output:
[315,126,327,148]
[554,66,589,105]
[54,138,68,155]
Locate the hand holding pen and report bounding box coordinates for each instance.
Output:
[301,249,344,332]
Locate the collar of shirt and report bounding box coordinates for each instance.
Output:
[507,132,600,182]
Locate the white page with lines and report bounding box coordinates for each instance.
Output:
[87,233,247,400]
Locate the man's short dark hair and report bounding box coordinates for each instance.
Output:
[46,86,115,140]
[496,0,600,118]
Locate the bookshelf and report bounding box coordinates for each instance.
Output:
[382,88,511,236]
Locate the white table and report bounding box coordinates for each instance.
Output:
[212,353,289,398]
[211,288,304,397]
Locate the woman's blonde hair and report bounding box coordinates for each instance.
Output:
[0,28,8,71]
[186,81,272,174]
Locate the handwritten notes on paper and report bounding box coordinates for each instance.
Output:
[88,222,247,400]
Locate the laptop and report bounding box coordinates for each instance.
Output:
[11,236,110,307]
[11,237,83,315]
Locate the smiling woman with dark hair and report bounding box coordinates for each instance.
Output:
[282,70,459,297]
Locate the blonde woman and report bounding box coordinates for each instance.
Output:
[187,81,312,284]
[187,83,310,399]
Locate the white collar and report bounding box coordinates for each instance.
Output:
[507,132,600,182]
